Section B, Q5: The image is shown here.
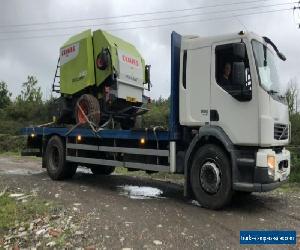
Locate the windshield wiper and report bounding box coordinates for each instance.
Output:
[267,90,286,101]
[263,36,286,61]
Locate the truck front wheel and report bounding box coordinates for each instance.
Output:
[45,135,77,180]
[190,144,233,209]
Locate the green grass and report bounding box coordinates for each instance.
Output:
[0,151,21,157]
[0,151,40,162]
[54,229,72,247]
[278,182,300,192]
[289,148,300,182]
[0,193,73,248]
[0,194,51,231]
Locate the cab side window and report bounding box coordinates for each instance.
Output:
[215,43,252,102]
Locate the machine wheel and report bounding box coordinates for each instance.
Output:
[90,166,115,175]
[45,135,77,180]
[190,144,233,209]
[75,94,100,125]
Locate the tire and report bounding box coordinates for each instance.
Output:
[190,144,233,209]
[75,94,100,125]
[45,135,77,180]
[90,166,115,175]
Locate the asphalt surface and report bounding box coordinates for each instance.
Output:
[0,155,300,249]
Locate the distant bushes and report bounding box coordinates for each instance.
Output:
[142,97,169,127]
[0,100,55,135]
[290,113,300,145]
[0,134,26,152]
[0,76,55,135]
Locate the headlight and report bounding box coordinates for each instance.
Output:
[267,155,276,176]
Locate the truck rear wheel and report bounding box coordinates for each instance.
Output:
[90,166,115,175]
[190,144,233,209]
[75,94,100,125]
[45,135,77,180]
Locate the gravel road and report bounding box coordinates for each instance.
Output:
[0,155,299,249]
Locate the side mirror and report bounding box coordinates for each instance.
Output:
[277,51,286,61]
[233,43,246,60]
[232,62,245,86]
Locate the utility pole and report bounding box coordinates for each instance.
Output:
[294,1,300,28]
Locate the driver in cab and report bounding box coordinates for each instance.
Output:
[219,62,232,87]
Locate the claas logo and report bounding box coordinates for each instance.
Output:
[61,45,76,57]
[122,55,139,67]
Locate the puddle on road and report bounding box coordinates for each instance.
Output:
[117,185,165,200]
[77,166,92,174]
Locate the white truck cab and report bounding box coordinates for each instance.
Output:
[180,31,290,198]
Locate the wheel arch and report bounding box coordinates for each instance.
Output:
[183,126,237,198]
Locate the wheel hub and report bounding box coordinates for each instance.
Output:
[200,161,221,194]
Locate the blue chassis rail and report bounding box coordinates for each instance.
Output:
[21,127,171,141]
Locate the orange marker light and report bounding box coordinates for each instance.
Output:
[140,138,145,144]
[77,135,82,142]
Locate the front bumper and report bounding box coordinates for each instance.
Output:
[233,180,287,192]
[233,148,290,192]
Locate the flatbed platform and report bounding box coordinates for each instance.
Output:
[21,127,171,141]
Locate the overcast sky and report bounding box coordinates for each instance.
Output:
[0,0,299,100]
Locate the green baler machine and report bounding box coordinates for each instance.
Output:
[53,29,150,128]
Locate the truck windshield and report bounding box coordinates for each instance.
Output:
[252,40,281,95]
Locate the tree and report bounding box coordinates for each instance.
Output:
[142,96,169,127]
[285,78,298,116]
[17,76,42,103]
[0,81,12,109]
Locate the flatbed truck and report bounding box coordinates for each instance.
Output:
[21,31,291,209]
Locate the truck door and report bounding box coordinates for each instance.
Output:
[179,46,211,126]
[210,40,259,145]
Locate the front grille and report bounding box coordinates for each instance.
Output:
[274,123,288,140]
